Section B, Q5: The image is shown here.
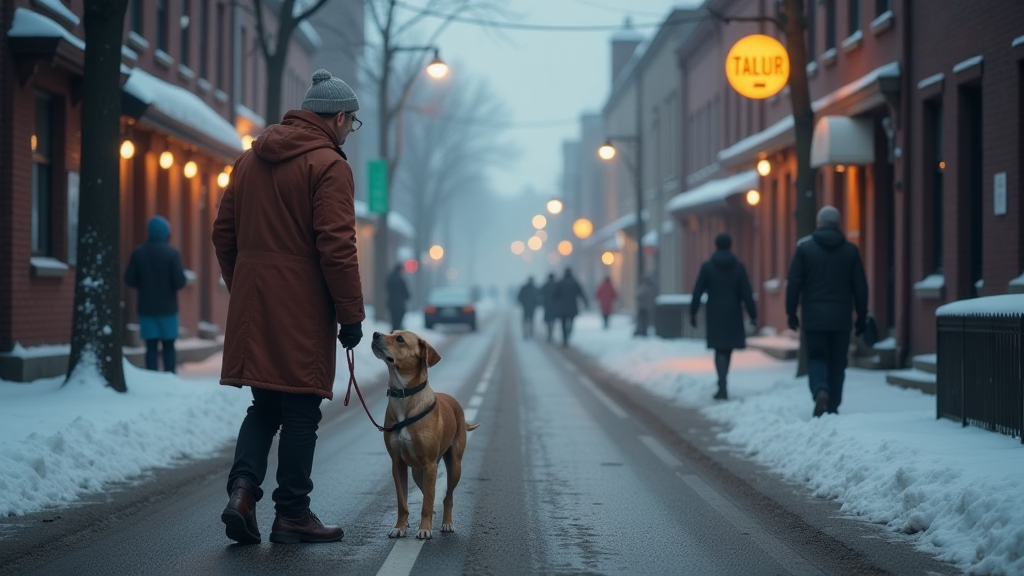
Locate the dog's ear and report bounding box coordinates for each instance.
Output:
[419,339,441,367]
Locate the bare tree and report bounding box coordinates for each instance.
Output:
[711,0,814,376]
[66,0,130,392]
[251,0,331,124]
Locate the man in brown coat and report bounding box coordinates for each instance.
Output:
[213,69,364,545]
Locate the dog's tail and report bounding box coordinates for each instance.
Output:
[466,422,481,432]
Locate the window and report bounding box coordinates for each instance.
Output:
[180,0,191,66]
[199,0,209,78]
[849,0,862,35]
[806,0,817,60]
[31,94,54,256]
[156,0,168,51]
[130,0,144,34]
[925,100,944,273]
[825,0,836,50]
[216,3,225,88]
[876,0,890,16]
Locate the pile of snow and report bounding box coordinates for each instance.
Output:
[572,313,1024,576]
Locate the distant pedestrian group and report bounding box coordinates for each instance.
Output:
[518,268,588,346]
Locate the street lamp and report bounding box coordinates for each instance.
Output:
[598,135,645,287]
[572,218,593,239]
[532,215,547,229]
[429,245,444,260]
[546,199,563,215]
[425,50,449,79]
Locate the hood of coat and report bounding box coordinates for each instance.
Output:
[252,110,344,164]
[812,226,847,251]
[147,215,171,242]
[711,249,737,269]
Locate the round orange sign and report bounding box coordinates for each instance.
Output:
[725,34,790,99]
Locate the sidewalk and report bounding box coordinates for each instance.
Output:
[571,312,1023,576]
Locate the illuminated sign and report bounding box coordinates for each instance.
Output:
[725,34,790,100]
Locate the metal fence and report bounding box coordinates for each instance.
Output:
[936,313,1023,441]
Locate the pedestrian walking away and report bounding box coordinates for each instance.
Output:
[554,267,588,347]
[386,263,410,331]
[634,274,657,337]
[212,69,365,545]
[124,215,187,373]
[786,206,869,417]
[594,276,617,329]
[690,233,757,401]
[517,276,542,339]
[540,273,559,343]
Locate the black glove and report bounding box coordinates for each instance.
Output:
[689,315,698,329]
[855,317,866,337]
[787,315,800,331]
[338,322,362,349]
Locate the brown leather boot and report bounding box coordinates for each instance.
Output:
[269,510,343,544]
[221,478,260,544]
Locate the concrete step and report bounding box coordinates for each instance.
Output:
[912,353,937,375]
[747,336,798,360]
[886,368,937,395]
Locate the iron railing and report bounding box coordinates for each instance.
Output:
[936,313,1023,441]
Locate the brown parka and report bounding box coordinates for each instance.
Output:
[212,110,364,400]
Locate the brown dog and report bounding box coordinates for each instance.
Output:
[370,330,480,539]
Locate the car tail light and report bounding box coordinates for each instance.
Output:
[425,306,437,314]
[462,306,474,313]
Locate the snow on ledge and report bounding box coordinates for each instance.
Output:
[1010,272,1024,286]
[32,0,80,27]
[873,336,896,350]
[936,294,1024,317]
[1,342,70,358]
[8,7,84,50]
[914,273,945,290]
[654,294,706,305]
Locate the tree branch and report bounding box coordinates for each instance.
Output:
[294,0,330,21]
[252,0,273,58]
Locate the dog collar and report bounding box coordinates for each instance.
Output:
[386,381,427,399]
[388,401,436,432]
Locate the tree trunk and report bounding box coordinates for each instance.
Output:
[781,0,816,377]
[67,0,130,392]
[264,50,287,124]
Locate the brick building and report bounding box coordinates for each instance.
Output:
[0,0,321,381]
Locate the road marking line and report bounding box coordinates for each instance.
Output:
[475,380,489,394]
[677,473,824,576]
[464,407,478,423]
[468,395,483,408]
[577,375,628,418]
[639,435,682,468]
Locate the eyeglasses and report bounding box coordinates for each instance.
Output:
[347,113,362,131]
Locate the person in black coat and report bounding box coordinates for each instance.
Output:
[540,273,559,343]
[690,233,757,400]
[386,263,410,331]
[517,276,542,339]
[554,267,588,347]
[786,206,869,417]
[124,215,187,372]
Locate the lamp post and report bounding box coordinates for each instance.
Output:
[598,135,644,287]
[372,45,448,323]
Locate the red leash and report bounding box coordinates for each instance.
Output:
[343,348,391,432]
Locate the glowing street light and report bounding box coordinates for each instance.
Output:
[429,245,444,260]
[601,251,615,265]
[532,215,547,229]
[572,218,593,239]
[746,189,761,206]
[217,171,230,188]
[546,199,563,214]
[527,236,542,251]
[557,240,573,256]
[426,50,449,79]
[757,159,771,177]
[511,240,525,255]
[597,140,616,160]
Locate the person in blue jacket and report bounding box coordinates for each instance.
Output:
[125,215,187,372]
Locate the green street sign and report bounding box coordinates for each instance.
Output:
[368,159,388,214]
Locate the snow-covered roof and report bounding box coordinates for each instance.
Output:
[641,229,657,247]
[235,103,266,131]
[32,0,80,27]
[583,210,650,248]
[353,200,416,239]
[123,68,243,154]
[8,7,84,51]
[936,294,1024,317]
[665,170,759,214]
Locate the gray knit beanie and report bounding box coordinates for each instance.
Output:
[301,69,359,114]
[817,205,841,228]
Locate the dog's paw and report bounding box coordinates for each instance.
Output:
[416,529,432,540]
[388,527,406,538]
[440,523,455,533]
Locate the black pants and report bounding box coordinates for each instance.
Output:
[389,307,405,332]
[634,309,650,336]
[602,314,610,329]
[560,317,574,345]
[546,319,556,342]
[227,388,324,517]
[714,349,733,385]
[145,339,176,373]
[805,330,851,414]
[522,308,536,338]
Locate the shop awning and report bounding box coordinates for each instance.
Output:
[581,210,649,248]
[665,170,759,216]
[122,68,243,161]
[810,116,875,168]
[354,200,416,240]
[8,8,85,81]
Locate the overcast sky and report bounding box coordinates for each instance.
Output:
[415,0,697,198]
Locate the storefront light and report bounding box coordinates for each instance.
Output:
[120,140,135,159]
[217,171,230,188]
[242,135,254,150]
[183,161,198,179]
[757,159,771,177]
[601,251,615,266]
[159,151,174,169]
[746,189,761,206]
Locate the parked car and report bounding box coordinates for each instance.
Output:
[424,286,476,331]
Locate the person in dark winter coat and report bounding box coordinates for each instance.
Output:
[786,206,869,417]
[634,275,657,337]
[690,233,757,400]
[517,276,542,339]
[594,276,617,329]
[386,264,410,331]
[540,273,559,342]
[124,215,187,373]
[554,268,588,347]
[213,70,364,545]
